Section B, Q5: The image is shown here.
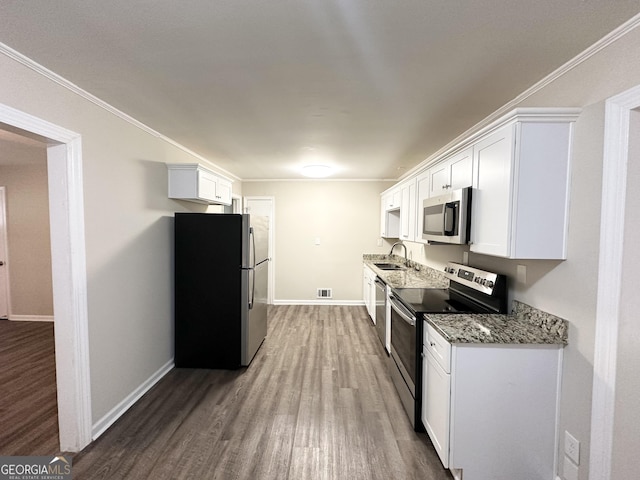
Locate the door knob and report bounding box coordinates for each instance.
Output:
[0,261,4,266]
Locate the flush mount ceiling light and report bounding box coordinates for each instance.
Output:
[301,164,333,178]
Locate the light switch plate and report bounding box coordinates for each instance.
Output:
[563,456,578,480]
[564,430,580,464]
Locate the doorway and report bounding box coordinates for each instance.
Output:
[244,196,275,304]
[0,102,92,452]
[0,187,9,319]
[590,84,640,479]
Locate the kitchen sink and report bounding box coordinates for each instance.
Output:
[373,262,406,270]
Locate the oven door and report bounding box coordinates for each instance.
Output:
[389,293,417,395]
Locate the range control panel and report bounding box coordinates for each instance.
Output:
[444,262,501,295]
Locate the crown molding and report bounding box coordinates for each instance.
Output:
[0,42,240,181]
[400,12,640,182]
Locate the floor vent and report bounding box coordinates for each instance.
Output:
[317,288,333,299]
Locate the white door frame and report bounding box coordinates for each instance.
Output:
[0,103,92,451]
[589,83,640,479]
[0,187,10,318]
[244,196,275,304]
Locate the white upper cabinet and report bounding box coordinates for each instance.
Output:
[415,168,431,244]
[429,147,473,197]
[167,163,232,206]
[470,113,577,259]
[383,188,401,211]
[399,178,417,242]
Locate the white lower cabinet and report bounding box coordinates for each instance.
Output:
[362,266,376,322]
[422,322,563,480]
[423,348,451,467]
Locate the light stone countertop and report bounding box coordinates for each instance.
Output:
[362,254,448,289]
[425,300,568,345]
[363,254,568,346]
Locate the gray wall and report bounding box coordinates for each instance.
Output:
[0,161,53,316]
[242,180,394,302]
[0,52,235,423]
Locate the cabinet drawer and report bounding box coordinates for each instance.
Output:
[424,322,451,373]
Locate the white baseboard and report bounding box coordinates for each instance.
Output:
[9,314,54,322]
[273,299,365,306]
[92,359,174,440]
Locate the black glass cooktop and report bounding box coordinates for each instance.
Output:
[392,287,473,314]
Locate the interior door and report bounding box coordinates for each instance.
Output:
[0,187,9,318]
[244,197,274,304]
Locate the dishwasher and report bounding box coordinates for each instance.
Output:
[374,277,387,351]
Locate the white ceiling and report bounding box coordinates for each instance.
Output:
[1,1,639,180]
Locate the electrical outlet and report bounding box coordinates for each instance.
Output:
[377,238,383,247]
[462,252,469,265]
[563,456,578,480]
[564,431,580,465]
[516,264,527,284]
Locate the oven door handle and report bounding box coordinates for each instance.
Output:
[389,295,416,326]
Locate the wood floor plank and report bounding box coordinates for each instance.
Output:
[0,320,59,456]
[70,305,452,480]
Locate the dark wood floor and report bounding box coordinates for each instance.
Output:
[0,319,59,455]
[72,305,451,479]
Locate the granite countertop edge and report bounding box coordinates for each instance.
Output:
[363,254,568,346]
[425,300,568,346]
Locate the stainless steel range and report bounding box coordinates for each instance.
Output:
[388,262,507,430]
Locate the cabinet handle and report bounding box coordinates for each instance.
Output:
[430,342,436,347]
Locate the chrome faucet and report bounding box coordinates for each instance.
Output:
[389,242,408,265]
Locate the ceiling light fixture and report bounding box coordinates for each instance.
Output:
[301,164,333,178]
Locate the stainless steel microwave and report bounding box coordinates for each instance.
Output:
[422,187,471,244]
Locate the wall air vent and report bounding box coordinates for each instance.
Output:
[317,288,333,299]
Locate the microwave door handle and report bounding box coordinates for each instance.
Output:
[444,202,457,236]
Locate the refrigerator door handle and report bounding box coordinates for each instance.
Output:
[249,226,255,310]
[249,267,255,310]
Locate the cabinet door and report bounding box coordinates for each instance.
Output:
[422,349,451,468]
[415,169,430,244]
[429,148,473,197]
[448,148,473,191]
[429,162,449,197]
[380,196,387,237]
[216,178,232,206]
[198,170,218,201]
[400,179,417,241]
[470,126,514,257]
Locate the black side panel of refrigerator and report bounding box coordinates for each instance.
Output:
[174,213,243,369]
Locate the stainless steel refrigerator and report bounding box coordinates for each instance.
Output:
[174,213,269,368]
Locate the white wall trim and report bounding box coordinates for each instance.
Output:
[589,83,640,480]
[0,42,239,182]
[0,102,92,452]
[92,360,174,440]
[9,314,54,322]
[273,299,365,306]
